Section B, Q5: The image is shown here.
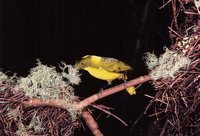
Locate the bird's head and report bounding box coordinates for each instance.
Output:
[75,55,92,69]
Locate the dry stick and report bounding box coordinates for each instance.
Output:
[79,75,151,136]
[159,0,172,9]
[75,75,151,110]
[23,98,64,109]
[168,27,181,37]
[160,118,169,136]
[92,105,128,126]
[82,110,103,136]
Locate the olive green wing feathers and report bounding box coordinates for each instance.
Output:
[99,57,132,72]
[75,55,132,73]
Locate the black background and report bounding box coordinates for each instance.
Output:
[1,0,171,135]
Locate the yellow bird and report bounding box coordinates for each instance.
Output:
[75,55,136,95]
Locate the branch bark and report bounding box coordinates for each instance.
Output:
[82,110,104,136]
[75,75,151,110]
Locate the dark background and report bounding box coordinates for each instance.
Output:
[0,0,171,135]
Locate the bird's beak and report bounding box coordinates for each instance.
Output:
[74,61,82,69]
[74,63,79,69]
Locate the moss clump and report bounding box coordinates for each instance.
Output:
[15,122,29,136]
[0,71,8,83]
[6,107,20,121]
[26,115,44,133]
[59,62,81,85]
[144,48,191,80]
[143,52,158,71]
[16,60,81,120]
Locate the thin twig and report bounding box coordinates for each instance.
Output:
[92,105,128,126]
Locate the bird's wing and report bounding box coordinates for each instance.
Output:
[77,55,133,72]
[99,57,133,72]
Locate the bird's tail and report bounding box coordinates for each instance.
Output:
[126,86,136,95]
[122,73,136,95]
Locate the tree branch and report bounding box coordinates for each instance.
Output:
[23,75,151,110]
[75,75,151,110]
[82,110,104,136]
[23,75,151,136]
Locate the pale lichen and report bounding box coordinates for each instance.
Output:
[59,62,81,85]
[16,60,81,120]
[6,107,20,121]
[15,122,29,136]
[143,52,158,70]
[0,72,18,87]
[26,115,45,133]
[144,48,191,80]
[0,71,8,83]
